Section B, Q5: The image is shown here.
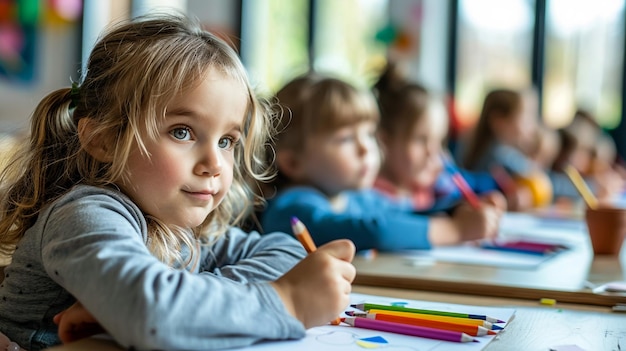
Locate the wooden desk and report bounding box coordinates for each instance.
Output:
[46,286,626,351]
[353,213,626,307]
[353,253,626,307]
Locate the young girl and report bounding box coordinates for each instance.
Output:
[0,15,355,351]
[372,63,505,211]
[260,73,504,252]
[460,89,621,205]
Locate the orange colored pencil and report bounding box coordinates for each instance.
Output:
[352,312,496,336]
[290,216,342,326]
[367,309,502,330]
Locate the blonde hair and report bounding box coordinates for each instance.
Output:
[275,74,379,152]
[271,73,380,189]
[0,15,275,265]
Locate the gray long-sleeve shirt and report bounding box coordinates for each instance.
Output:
[0,185,306,350]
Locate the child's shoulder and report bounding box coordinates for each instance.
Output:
[45,184,143,224]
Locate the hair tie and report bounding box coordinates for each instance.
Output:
[69,81,81,109]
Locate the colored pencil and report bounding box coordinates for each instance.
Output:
[489,165,517,196]
[351,302,505,324]
[563,165,598,209]
[479,239,567,256]
[364,309,503,330]
[290,216,317,253]
[290,216,341,325]
[441,154,482,209]
[342,317,478,343]
[352,312,496,336]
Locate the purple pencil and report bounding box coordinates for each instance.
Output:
[342,317,478,343]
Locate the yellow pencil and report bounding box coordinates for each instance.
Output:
[366,309,502,330]
[563,165,598,209]
[290,216,342,326]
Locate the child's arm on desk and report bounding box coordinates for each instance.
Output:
[428,191,505,246]
[55,240,356,342]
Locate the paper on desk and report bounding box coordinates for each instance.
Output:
[229,293,516,351]
[400,245,556,269]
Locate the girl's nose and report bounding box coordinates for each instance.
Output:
[195,147,222,177]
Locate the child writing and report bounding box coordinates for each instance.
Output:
[260,73,504,252]
[0,15,356,351]
[372,62,507,211]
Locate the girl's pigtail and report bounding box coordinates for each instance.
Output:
[0,88,80,254]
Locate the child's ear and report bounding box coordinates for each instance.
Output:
[77,118,114,163]
[276,149,303,180]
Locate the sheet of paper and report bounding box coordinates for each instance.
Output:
[400,245,557,269]
[396,212,587,270]
[229,293,516,351]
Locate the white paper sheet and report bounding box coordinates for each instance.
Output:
[229,293,516,351]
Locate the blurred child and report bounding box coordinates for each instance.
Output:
[0,15,355,351]
[260,73,504,252]
[460,88,595,207]
[372,63,507,211]
[528,125,561,170]
[552,109,624,200]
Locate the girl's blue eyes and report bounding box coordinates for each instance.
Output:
[171,127,192,141]
[218,137,236,150]
[170,127,237,150]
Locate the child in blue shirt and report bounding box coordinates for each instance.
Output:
[0,15,355,351]
[260,74,505,252]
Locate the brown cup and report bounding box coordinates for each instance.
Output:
[584,206,626,255]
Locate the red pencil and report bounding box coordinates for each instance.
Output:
[441,154,481,209]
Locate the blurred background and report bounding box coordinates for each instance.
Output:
[1,0,626,159]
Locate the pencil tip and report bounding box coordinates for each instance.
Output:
[290,216,299,225]
[473,339,480,343]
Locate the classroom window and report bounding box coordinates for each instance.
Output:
[543,0,625,130]
[240,0,310,96]
[312,0,389,88]
[455,0,535,130]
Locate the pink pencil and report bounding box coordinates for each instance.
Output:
[342,317,478,343]
[441,154,481,209]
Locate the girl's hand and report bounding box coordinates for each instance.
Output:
[271,239,356,329]
[480,190,507,212]
[54,301,105,343]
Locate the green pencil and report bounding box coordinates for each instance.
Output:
[350,303,505,324]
